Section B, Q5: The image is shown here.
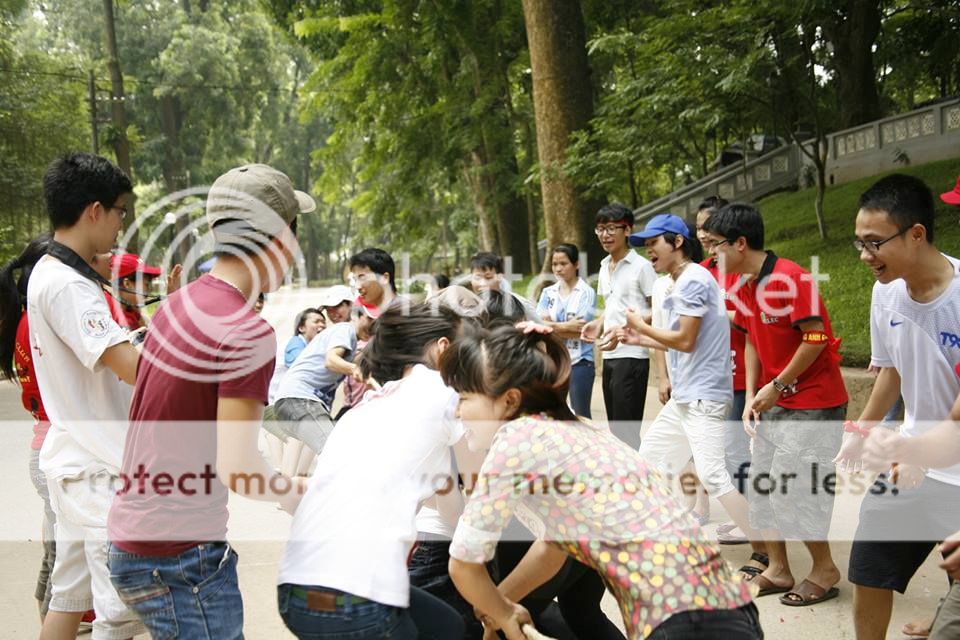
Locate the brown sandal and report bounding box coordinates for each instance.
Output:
[778,579,840,607]
[747,573,793,597]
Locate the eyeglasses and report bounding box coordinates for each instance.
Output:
[702,238,730,250]
[594,224,629,236]
[853,228,909,254]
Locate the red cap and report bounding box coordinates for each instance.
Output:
[110,253,162,280]
[942,176,960,206]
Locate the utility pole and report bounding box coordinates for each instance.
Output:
[102,0,139,250]
[88,70,98,154]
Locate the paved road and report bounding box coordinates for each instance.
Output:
[0,287,945,638]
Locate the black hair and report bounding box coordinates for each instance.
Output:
[440,325,576,421]
[479,289,525,328]
[661,223,704,263]
[0,233,52,381]
[212,217,296,257]
[293,307,322,336]
[858,174,936,243]
[697,196,729,212]
[42,152,132,230]
[552,243,579,265]
[434,273,451,290]
[349,247,396,292]
[359,303,475,384]
[701,203,765,250]
[469,251,503,273]
[595,202,634,226]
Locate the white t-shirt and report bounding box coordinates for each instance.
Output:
[28,256,133,480]
[536,278,596,364]
[870,254,960,486]
[278,365,463,606]
[651,275,673,329]
[663,264,732,405]
[597,250,657,359]
[276,322,356,410]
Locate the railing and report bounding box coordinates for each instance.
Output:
[633,97,960,222]
[634,144,801,222]
[825,98,960,185]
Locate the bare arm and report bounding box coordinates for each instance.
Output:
[98,341,140,385]
[625,310,702,353]
[750,319,828,413]
[496,540,568,602]
[540,318,587,340]
[216,397,304,513]
[448,559,531,640]
[835,367,902,470]
[325,346,359,378]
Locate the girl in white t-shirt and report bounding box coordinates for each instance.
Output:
[276,303,473,640]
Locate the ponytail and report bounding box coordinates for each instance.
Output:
[440,325,576,421]
[1,234,52,381]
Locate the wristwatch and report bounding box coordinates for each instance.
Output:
[771,377,789,393]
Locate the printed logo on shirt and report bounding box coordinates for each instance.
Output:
[890,320,904,327]
[940,332,960,350]
[80,310,111,338]
[760,311,780,325]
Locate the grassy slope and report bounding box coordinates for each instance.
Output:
[756,157,960,366]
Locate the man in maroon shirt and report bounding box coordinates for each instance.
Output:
[107,164,316,639]
[703,203,848,608]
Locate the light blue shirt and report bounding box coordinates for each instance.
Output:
[663,263,732,405]
[277,322,357,410]
[536,278,596,364]
[284,334,308,367]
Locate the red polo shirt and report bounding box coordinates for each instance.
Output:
[702,257,746,391]
[731,252,847,410]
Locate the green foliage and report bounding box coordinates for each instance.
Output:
[757,156,960,366]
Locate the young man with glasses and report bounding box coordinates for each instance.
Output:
[580,203,657,448]
[834,174,960,640]
[701,203,847,607]
[28,153,145,639]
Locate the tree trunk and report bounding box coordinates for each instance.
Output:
[822,0,882,128]
[462,159,499,253]
[521,0,597,270]
[102,0,138,251]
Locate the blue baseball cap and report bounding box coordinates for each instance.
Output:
[628,214,689,246]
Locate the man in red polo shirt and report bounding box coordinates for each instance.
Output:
[702,203,848,608]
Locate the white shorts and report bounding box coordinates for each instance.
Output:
[46,469,144,640]
[639,398,735,498]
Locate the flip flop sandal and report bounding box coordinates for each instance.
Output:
[778,579,840,607]
[737,552,769,578]
[748,574,793,597]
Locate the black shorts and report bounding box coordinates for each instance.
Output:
[849,476,960,593]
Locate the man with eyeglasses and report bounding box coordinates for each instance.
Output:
[701,203,847,608]
[580,203,657,448]
[834,174,960,640]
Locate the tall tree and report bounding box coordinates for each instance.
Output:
[522,0,596,267]
[820,0,883,128]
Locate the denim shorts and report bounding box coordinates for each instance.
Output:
[108,541,242,640]
[275,397,337,455]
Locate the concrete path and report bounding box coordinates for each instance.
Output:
[0,287,945,638]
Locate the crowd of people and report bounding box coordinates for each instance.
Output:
[1,150,959,640]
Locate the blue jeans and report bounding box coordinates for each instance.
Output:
[278,584,464,640]
[569,360,595,419]
[107,542,242,640]
[725,390,752,494]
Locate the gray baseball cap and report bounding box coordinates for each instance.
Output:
[207,164,316,244]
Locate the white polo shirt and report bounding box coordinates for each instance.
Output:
[597,249,657,360]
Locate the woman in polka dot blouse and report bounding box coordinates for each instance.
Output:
[440,324,762,640]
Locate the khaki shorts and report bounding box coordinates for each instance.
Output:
[931,581,960,640]
[47,469,144,639]
[747,404,846,539]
